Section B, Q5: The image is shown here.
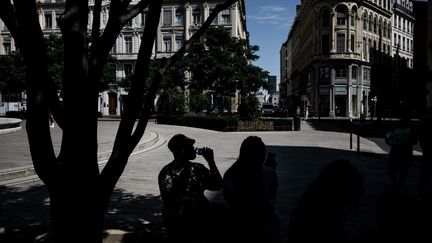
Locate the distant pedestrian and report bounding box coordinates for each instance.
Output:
[158,134,223,242]
[288,159,363,243]
[418,109,432,200]
[223,136,280,242]
[385,113,417,192]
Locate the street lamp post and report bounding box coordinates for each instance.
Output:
[371,96,377,121]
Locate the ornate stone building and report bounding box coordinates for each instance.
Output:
[392,0,414,68]
[281,0,415,118]
[428,0,432,108]
[0,0,247,115]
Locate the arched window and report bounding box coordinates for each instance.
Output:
[383,20,387,38]
[388,22,391,38]
[362,12,367,30]
[351,6,357,27]
[373,16,377,33]
[336,6,347,26]
[321,9,330,27]
[369,14,373,31]
[378,18,382,36]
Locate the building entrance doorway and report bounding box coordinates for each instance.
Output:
[335,95,347,117]
[319,96,330,117]
[108,92,117,115]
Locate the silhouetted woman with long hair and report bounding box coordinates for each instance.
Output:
[223,136,280,242]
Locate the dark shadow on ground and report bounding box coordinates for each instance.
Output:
[1,145,430,243]
[0,184,50,243]
[263,145,431,243]
[0,184,166,243]
[104,189,166,243]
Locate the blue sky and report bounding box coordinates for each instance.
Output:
[245,0,300,86]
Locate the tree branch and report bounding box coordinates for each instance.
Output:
[13,0,58,183]
[100,0,163,188]
[130,68,163,147]
[120,0,133,11]
[165,0,239,68]
[91,0,102,44]
[119,0,149,24]
[101,0,239,199]
[88,0,150,91]
[130,0,240,143]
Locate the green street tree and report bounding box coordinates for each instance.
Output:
[0,34,117,96]
[179,26,268,113]
[0,0,239,242]
[0,51,26,96]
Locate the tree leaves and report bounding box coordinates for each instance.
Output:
[180,26,268,98]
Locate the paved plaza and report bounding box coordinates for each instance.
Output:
[0,120,430,242]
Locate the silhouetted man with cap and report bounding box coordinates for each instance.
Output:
[158,134,222,241]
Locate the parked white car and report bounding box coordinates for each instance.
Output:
[261,102,274,116]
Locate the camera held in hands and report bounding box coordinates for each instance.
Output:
[195,147,205,155]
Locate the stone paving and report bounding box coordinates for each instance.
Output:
[0,120,431,243]
[0,121,152,170]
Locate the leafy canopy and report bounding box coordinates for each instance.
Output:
[180,27,268,97]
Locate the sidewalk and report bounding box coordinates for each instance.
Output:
[1,121,431,242]
[0,120,164,185]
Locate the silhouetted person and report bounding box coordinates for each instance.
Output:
[288,159,363,243]
[385,113,417,192]
[158,134,222,241]
[223,136,280,242]
[418,110,432,200]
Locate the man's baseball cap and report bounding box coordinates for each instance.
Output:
[168,134,195,153]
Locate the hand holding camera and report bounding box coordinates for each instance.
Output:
[195,147,215,163]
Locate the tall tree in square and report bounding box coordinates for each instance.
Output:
[180,26,268,113]
[0,0,239,242]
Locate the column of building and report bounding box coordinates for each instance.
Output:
[329,9,336,117]
[347,8,353,118]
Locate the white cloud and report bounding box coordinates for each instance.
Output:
[258,5,288,13]
[248,5,294,29]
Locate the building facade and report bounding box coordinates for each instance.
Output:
[412,0,431,111]
[392,0,415,68]
[267,75,277,94]
[279,37,292,109]
[428,0,432,108]
[0,0,247,116]
[281,0,415,118]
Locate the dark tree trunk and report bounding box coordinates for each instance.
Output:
[0,0,240,242]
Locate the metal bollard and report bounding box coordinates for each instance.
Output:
[357,133,360,153]
[350,119,353,150]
